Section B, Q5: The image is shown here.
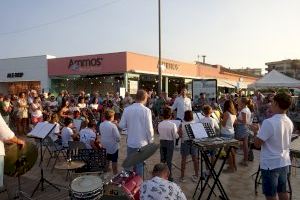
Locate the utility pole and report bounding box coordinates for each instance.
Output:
[158,0,162,95]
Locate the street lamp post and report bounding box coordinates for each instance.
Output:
[158,0,162,95]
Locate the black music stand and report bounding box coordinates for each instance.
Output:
[185,122,218,199]
[27,122,60,197]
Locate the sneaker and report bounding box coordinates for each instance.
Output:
[191,175,199,182]
[179,177,186,183]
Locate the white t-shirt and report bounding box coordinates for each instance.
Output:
[158,120,179,141]
[221,111,236,135]
[77,103,86,109]
[119,103,154,148]
[257,114,293,170]
[31,103,43,118]
[181,121,194,141]
[200,116,220,133]
[89,104,98,110]
[100,121,120,154]
[0,114,15,155]
[79,128,96,149]
[61,127,73,147]
[171,96,192,120]
[238,107,252,125]
[49,122,60,142]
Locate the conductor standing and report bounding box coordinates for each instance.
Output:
[119,90,154,177]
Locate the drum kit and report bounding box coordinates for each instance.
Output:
[69,143,159,200]
[4,139,158,200]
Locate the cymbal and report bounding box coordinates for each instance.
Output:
[4,141,38,177]
[122,143,159,168]
[55,161,85,170]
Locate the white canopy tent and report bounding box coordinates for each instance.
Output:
[248,70,300,89]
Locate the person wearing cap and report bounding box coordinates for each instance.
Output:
[140,163,187,200]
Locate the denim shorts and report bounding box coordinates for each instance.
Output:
[261,166,289,197]
[180,140,198,156]
[234,124,250,140]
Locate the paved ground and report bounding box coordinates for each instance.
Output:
[1,134,300,200]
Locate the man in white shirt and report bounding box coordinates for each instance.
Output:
[253,92,293,200]
[119,90,154,177]
[140,163,187,200]
[171,87,192,121]
[0,114,25,191]
[171,87,192,147]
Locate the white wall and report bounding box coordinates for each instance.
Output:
[0,55,50,92]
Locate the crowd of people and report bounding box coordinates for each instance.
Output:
[0,86,298,200]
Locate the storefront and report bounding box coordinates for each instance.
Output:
[0,55,52,94]
[48,52,258,97]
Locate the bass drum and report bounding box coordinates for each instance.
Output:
[102,171,142,200]
[4,141,38,176]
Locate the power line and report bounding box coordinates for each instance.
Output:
[0,0,123,36]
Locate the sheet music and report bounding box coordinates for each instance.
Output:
[27,122,56,139]
[169,120,181,128]
[73,119,82,132]
[196,112,205,120]
[190,123,208,139]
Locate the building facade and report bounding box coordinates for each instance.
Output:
[0,52,258,96]
[0,55,53,94]
[48,52,258,96]
[231,67,262,77]
[266,59,300,80]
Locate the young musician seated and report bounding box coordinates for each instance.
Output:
[61,117,78,148]
[79,120,98,149]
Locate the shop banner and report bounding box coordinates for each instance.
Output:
[192,79,217,102]
[129,81,138,94]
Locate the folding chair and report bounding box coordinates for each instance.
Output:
[43,136,67,172]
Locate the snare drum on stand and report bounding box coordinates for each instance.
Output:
[102,171,143,200]
[70,175,103,200]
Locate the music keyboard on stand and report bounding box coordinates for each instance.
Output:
[191,137,239,200]
[193,137,239,151]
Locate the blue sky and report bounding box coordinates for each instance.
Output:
[0,0,299,70]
